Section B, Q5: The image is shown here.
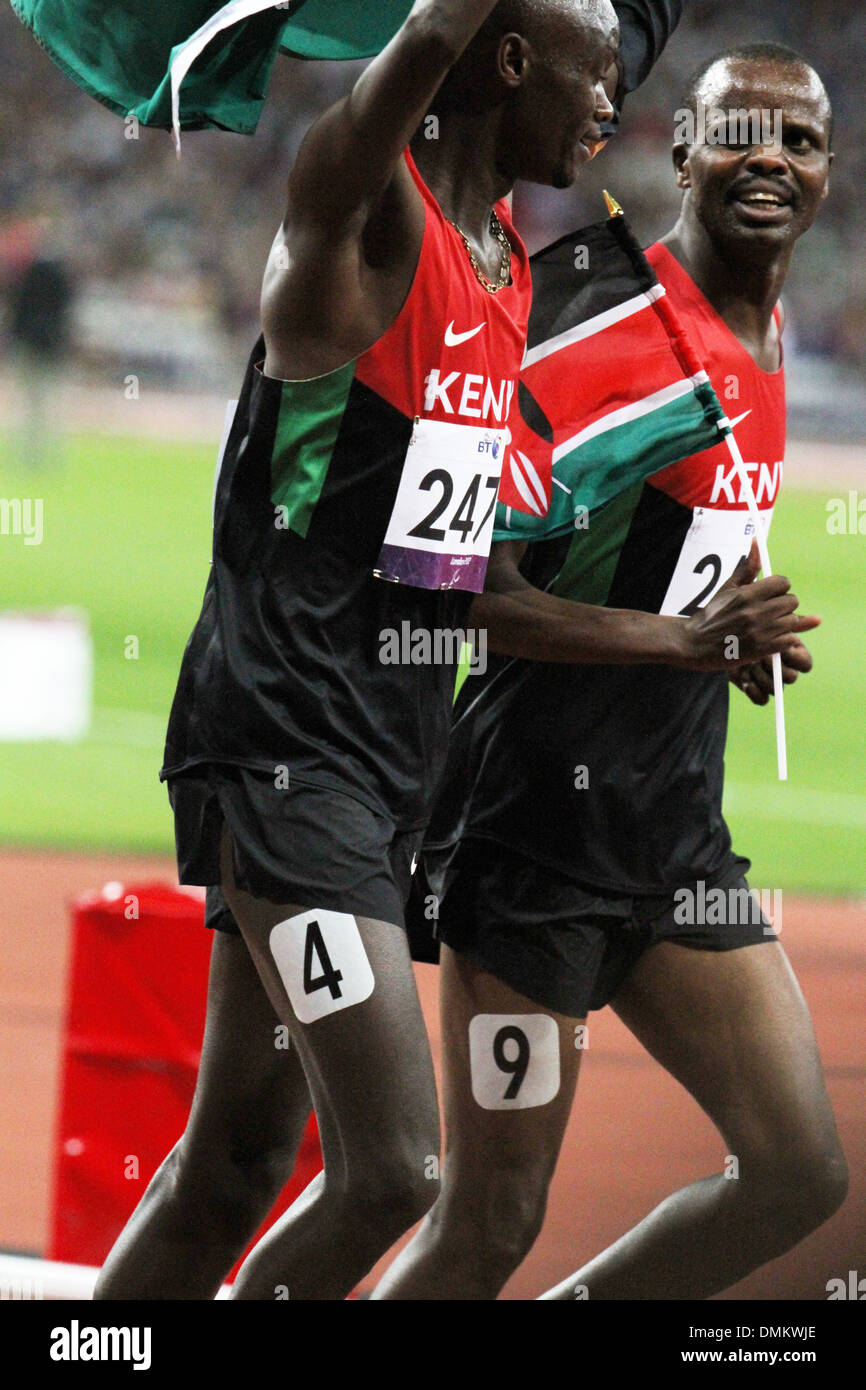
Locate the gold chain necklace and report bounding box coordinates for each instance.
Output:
[448,210,512,294]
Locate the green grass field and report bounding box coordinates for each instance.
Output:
[1,431,863,896]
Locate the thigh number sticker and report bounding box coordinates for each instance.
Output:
[469,1013,560,1110]
[270,911,375,1024]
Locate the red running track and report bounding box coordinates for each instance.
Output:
[1,846,863,1300]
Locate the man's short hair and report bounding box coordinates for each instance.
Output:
[453,0,604,71]
[681,43,833,143]
[475,0,587,44]
[435,0,563,106]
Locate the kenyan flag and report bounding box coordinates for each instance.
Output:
[11,0,414,133]
[498,207,729,539]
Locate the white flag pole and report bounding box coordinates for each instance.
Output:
[721,422,787,781]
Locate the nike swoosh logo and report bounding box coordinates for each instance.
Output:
[727,409,753,431]
[444,321,486,347]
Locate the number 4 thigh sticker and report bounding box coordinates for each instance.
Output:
[269,911,375,1024]
[469,1014,560,1110]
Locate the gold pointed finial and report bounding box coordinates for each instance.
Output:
[603,190,624,218]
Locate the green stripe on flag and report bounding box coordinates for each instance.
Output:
[280,0,413,60]
[497,381,724,542]
[11,0,415,133]
[551,481,645,606]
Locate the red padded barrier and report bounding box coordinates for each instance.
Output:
[49,881,321,1276]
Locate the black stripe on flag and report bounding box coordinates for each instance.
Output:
[526,218,659,352]
[517,379,554,444]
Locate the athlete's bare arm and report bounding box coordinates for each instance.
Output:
[262,0,502,380]
[476,539,821,672]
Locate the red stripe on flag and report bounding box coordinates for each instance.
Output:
[522,305,697,449]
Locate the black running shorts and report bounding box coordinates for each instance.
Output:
[167,765,432,957]
[436,839,777,1017]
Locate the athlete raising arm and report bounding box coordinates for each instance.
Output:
[95,3,814,1303]
[96,0,624,1302]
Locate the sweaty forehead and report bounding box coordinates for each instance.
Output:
[697,59,830,129]
[556,0,619,54]
[588,0,619,42]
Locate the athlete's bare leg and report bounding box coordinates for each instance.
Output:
[94,928,312,1299]
[372,945,584,1300]
[541,939,848,1299]
[218,830,441,1301]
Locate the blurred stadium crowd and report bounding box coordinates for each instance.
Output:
[0,0,863,427]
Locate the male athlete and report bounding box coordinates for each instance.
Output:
[93,0,614,1302]
[373,44,846,1301]
[95,5,815,1302]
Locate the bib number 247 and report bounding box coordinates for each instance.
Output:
[375,418,507,592]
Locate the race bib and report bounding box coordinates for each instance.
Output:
[374,417,507,592]
[660,507,774,618]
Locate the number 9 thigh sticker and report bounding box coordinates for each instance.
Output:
[469,1014,560,1110]
[375,417,506,593]
[269,911,375,1024]
[659,507,773,618]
